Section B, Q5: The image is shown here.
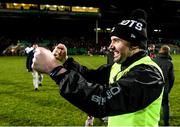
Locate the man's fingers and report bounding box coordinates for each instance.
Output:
[52,46,63,60]
[54,53,60,59]
[57,43,65,49]
[52,43,67,62]
[52,47,57,55]
[53,47,61,55]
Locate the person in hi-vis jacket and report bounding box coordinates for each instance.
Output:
[32,9,164,126]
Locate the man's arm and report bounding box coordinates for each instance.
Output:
[52,43,111,84]
[51,64,164,118]
[63,57,111,84]
[32,46,164,118]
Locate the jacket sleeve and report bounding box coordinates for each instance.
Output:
[63,58,111,84]
[52,62,164,118]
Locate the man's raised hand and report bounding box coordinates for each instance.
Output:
[32,47,60,74]
[52,43,68,63]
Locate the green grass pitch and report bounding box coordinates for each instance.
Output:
[0,55,179,126]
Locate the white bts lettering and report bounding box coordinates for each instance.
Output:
[120,20,130,25]
[119,20,143,31]
[135,22,143,31]
[128,20,137,27]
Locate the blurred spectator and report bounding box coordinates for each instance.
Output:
[148,44,156,58]
[25,44,43,91]
[153,45,175,126]
[85,116,94,127]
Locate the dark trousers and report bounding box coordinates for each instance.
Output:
[162,92,170,126]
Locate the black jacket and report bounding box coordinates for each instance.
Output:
[153,54,174,94]
[52,51,164,118]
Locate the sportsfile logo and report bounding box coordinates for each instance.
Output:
[91,87,121,105]
[119,20,143,31]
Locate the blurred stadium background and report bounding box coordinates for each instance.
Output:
[0,0,180,56]
[0,0,180,126]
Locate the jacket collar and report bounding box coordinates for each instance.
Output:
[156,53,172,60]
[121,50,147,70]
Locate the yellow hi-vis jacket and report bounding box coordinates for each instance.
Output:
[108,56,164,126]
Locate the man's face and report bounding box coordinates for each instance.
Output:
[149,45,155,51]
[109,36,131,64]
